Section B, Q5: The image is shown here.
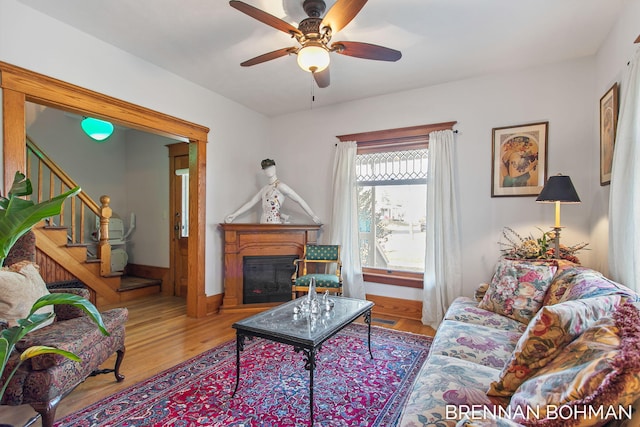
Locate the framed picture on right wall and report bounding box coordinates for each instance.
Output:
[600,82,618,186]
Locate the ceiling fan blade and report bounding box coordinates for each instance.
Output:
[333,41,402,62]
[230,1,301,37]
[321,0,367,34]
[241,47,298,67]
[313,67,330,88]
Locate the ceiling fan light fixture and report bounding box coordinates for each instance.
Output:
[81,117,114,142]
[297,43,330,73]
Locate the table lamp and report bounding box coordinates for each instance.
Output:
[535,174,581,258]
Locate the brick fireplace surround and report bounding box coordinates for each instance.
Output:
[219,223,322,312]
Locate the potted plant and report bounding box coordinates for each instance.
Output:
[0,171,108,403]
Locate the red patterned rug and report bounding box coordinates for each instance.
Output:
[55,323,432,426]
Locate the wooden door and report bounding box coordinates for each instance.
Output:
[169,144,189,297]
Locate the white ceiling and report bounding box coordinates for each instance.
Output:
[19,0,628,117]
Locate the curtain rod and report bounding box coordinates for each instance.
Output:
[336,121,457,142]
[334,129,459,146]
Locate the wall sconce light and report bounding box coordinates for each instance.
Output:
[297,42,330,73]
[536,173,581,258]
[81,117,114,142]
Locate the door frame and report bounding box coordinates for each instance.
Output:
[168,142,190,297]
[0,61,209,318]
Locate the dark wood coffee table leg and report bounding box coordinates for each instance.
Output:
[232,333,246,397]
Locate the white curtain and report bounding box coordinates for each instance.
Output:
[609,47,640,291]
[423,129,462,328]
[330,141,366,299]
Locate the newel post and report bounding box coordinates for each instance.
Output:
[97,195,112,276]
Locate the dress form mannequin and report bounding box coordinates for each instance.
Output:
[225,159,321,224]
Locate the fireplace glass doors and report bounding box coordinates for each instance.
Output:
[242,255,297,304]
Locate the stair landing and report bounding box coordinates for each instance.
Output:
[117,275,162,301]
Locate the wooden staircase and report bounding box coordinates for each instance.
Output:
[34,222,162,307]
[33,221,162,307]
[26,136,162,307]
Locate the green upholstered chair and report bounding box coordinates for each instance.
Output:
[291,244,342,299]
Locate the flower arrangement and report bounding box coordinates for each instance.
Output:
[499,227,589,263]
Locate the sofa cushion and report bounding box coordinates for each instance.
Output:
[542,263,585,305]
[557,269,638,303]
[15,307,128,371]
[508,301,640,426]
[445,297,528,333]
[3,230,36,267]
[479,259,557,324]
[0,261,53,329]
[474,283,490,301]
[50,287,92,321]
[398,355,503,427]
[488,295,622,397]
[430,320,522,370]
[544,266,638,307]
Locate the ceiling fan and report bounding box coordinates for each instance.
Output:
[229,0,402,88]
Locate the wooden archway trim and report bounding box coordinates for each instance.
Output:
[0,61,209,318]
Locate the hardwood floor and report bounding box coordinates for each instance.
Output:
[1,295,435,426]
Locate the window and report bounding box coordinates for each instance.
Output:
[356,149,427,273]
[337,121,456,288]
[176,168,189,237]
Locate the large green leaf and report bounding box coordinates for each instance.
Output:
[8,171,33,198]
[0,175,80,265]
[0,172,33,210]
[2,312,56,346]
[0,337,8,375]
[30,293,109,336]
[20,345,81,362]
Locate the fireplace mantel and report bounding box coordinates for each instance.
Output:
[219,223,321,312]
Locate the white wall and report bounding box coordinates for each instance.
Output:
[0,0,270,296]
[124,130,173,267]
[269,57,596,299]
[590,0,640,275]
[25,106,128,215]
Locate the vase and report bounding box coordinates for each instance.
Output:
[308,277,317,302]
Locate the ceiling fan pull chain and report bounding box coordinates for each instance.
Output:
[310,73,316,109]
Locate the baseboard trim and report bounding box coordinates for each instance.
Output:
[206,292,422,321]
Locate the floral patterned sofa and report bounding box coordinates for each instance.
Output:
[0,232,128,427]
[398,259,640,427]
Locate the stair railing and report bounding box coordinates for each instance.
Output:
[26,135,112,276]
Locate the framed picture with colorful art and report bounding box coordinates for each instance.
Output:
[491,121,548,197]
[600,83,618,186]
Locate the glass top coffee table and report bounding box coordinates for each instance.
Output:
[232,296,374,425]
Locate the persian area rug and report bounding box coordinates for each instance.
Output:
[55,323,432,427]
